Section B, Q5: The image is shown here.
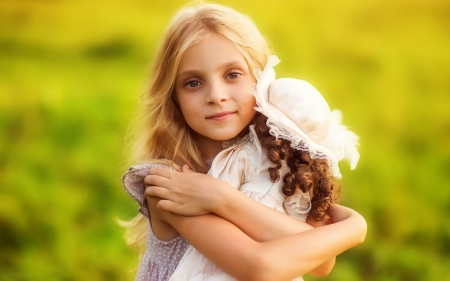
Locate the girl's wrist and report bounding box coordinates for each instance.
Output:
[211,181,238,215]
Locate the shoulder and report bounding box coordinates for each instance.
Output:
[122,162,181,240]
[122,163,172,218]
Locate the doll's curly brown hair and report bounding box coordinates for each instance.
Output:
[253,113,340,221]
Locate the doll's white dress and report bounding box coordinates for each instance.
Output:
[169,126,311,281]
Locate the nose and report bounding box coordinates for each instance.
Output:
[206,80,228,104]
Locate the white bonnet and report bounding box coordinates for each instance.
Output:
[253,56,360,179]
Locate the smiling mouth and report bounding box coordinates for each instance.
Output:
[206,111,235,120]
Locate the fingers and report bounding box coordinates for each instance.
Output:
[146,186,184,213]
[145,185,172,200]
[157,199,176,212]
[145,167,174,188]
[157,199,208,216]
[327,216,333,224]
[181,164,194,173]
[148,167,175,178]
[144,174,169,187]
[328,204,352,222]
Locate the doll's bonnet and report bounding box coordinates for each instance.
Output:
[253,56,360,179]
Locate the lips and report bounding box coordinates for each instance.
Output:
[206,111,235,120]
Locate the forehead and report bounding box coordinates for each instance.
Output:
[177,34,248,74]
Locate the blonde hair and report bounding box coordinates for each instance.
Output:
[123,2,271,250]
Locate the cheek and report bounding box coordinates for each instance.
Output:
[177,97,202,126]
[242,94,256,109]
[240,80,256,106]
[176,93,191,113]
[241,97,256,120]
[179,105,195,122]
[176,98,191,121]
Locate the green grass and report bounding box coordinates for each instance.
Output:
[1,0,449,280]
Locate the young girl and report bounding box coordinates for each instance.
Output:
[144,54,360,281]
[122,3,366,281]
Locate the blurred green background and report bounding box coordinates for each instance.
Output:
[1,0,449,280]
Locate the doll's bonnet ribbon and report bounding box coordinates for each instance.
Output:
[253,56,360,179]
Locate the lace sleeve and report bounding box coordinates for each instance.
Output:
[122,163,169,218]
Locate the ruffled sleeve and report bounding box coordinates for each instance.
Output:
[122,163,169,218]
[207,145,247,189]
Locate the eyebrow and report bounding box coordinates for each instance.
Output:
[177,60,247,77]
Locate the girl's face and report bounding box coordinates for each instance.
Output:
[175,34,256,156]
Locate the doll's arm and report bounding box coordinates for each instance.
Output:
[150,194,366,281]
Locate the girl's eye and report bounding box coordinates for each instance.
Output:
[185,80,201,88]
[227,72,241,80]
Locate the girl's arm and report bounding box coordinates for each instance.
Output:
[145,166,359,276]
[146,166,314,239]
[149,193,366,281]
[210,186,336,276]
[151,180,335,276]
[147,166,338,241]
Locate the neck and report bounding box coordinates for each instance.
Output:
[193,134,224,162]
[201,139,224,161]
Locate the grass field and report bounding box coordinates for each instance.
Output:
[1,0,449,280]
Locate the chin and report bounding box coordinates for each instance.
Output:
[212,131,242,142]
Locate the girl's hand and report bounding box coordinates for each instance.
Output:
[306,214,332,228]
[144,165,227,216]
[327,204,353,223]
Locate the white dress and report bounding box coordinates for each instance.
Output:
[169,126,311,281]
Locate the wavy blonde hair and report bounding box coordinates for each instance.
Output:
[122,2,271,250]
